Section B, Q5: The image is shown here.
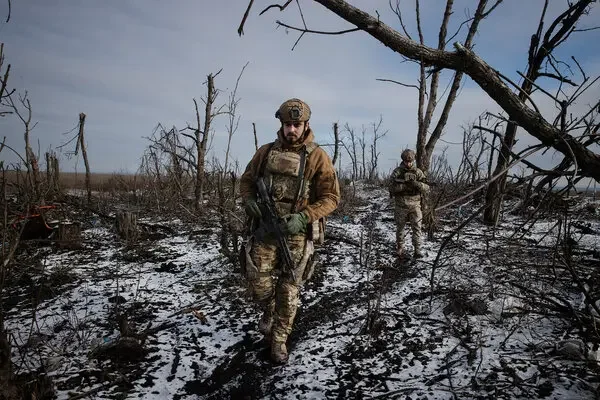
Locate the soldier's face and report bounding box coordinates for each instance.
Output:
[283,121,306,144]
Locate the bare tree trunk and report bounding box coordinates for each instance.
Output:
[342,124,359,180]
[78,112,92,205]
[368,116,386,180]
[359,126,366,179]
[194,73,217,211]
[11,93,40,201]
[45,151,59,199]
[162,127,185,200]
[52,155,59,193]
[420,0,488,172]
[219,63,246,258]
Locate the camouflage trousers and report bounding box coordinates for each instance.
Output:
[393,202,422,254]
[245,234,315,344]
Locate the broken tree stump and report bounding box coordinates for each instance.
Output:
[115,211,138,242]
[57,222,81,249]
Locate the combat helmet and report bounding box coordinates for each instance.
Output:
[275,98,311,123]
[401,149,416,162]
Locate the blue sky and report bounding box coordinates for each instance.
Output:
[1,1,599,176]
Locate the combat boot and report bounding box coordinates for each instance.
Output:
[271,340,289,364]
[396,244,404,258]
[258,310,273,339]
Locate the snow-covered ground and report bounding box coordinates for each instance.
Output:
[4,183,600,399]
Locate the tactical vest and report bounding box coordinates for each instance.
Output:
[263,141,318,217]
[396,168,421,197]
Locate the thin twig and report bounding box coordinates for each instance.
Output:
[259,0,293,15]
[276,20,361,35]
[375,78,420,90]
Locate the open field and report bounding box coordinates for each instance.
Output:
[3,170,141,191]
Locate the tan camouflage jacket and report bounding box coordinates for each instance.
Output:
[240,128,340,223]
[388,163,429,207]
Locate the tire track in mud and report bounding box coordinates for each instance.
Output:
[182,200,411,399]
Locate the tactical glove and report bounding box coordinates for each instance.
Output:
[280,213,309,235]
[408,180,420,189]
[244,198,262,219]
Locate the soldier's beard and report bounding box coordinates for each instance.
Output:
[284,128,305,145]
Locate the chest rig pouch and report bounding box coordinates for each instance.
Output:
[259,142,324,245]
[264,146,308,217]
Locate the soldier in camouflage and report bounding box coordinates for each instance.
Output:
[240,98,340,364]
[388,149,429,259]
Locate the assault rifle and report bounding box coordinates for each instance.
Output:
[255,177,297,281]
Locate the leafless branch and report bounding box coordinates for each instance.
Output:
[260,0,293,15]
[516,70,564,103]
[258,0,292,15]
[536,72,577,86]
[243,0,600,180]
[375,78,419,90]
[570,56,587,81]
[494,70,542,114]
[481,0,504,18]
[388,0,412,40]
[435,144,546,212]
[573,25,600,32]
[237,0,255,36]
[276,20,360,35]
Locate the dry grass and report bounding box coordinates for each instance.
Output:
[3,170,142,192]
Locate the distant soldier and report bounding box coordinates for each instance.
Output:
[388,149,429,259]
[239,98,340,364]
